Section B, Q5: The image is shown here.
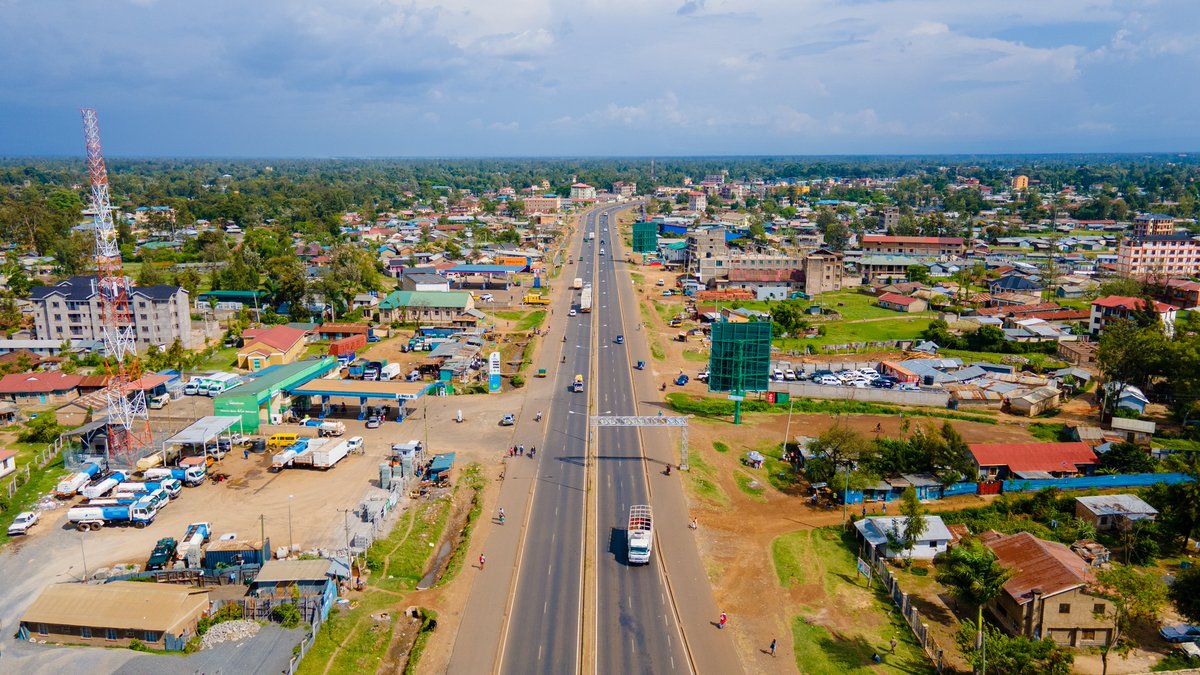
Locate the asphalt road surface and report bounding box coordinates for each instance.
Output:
[497,209,597,674]
[591,208,689,674]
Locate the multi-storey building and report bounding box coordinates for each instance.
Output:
[1089,295,1176,337]
[1115,233,1200,277]
[687,191,707,212]
[1011,175,1029,190]
[611,181,637,198]
[31,276,193,350]
[569,183,596,201]
[687,226,727,282]
[880,206,900,231]
[860,235,964,257]
[1132,213,1176,238]
[523,195,561,213]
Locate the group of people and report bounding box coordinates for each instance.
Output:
[508,445,536,458]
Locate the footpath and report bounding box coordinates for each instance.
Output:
[612,222,746,674]
[445,217,581,674]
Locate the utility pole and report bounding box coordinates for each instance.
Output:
[287,494,294,557]
[259,513,266,552]
[80,531,89,583]
[338,508,354,586]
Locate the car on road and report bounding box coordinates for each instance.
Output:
[599,248,605,256]
[500,413,516,426]
[480,293,494,302]
[569,308,577,316]
[365,416,381,429]
[615,335,624,344]
[7,511,39,536]
[600,239,606,245]
[1160,625,1200,643]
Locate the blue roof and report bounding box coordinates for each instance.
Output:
[446,264,524,274]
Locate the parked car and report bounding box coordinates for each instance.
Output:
[784,369,796,381]
[773,369,784,380]
[7,511,39,536]
[818,375,841,386]
[248,438,267,453]
[697,370,709,382]
[183,381,199,396]
[870,379,895,389]
[674,374,689,386]
[1160,625,1200,644]
[500,414,516,426]
[365,416,381,429]
[480,293,494,302]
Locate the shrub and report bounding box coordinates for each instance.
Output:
[198,602,244,635]
[272,603,302,628]
[509,375,525,388]
[127,639,152,652]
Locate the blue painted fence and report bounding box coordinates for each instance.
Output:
[1002,472,1194,494]
[943,481,979,497]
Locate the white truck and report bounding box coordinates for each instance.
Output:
[627,505,653,565]
[80,471,127,500]
[177,522,210,563]
[580,287,593,313]
[311,438,351,470]
[380,363,402,381]
[572,277,583,289]
[317,420,346,437]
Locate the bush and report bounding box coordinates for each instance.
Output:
[272,603,302,628]
[18,412,65,444]
[127,639,152,652]
[509,375,525,389]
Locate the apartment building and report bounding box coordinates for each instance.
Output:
[687,191,707,212]
[1012,175,1029,190]
[523,195,561,213]
[861,235,965,258]
[31,276,193,350]
[880,206,900,231]
[1132,213,1177,238]
[569,183,596,201]
[611,181,637,198]
[1089,295,1177,338]
[1116,233,1200,277]
[803,249,849,296]
[687,226,728,282]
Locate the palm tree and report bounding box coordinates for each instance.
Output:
[939,537,1015,673]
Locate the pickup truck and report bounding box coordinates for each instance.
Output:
[7,511,39,536]
[146,537,178,571]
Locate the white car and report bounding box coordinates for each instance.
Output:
[784,369,796,381]
[7,511,39,536]
[480,293,494,302]
[818,375,841,386]
[773,369,784,380]
[569,309,577,316]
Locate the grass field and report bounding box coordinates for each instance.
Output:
[494,310,547,332]
[199,345,239,370]
[776,317,934,349]
[685,447,730,509]
[733,470,768,502]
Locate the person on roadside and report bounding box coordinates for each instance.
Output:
[890,636,897,654]
[718,612,727,629]
[770,638,777,657]
[498,507,505,524]
[479,554,486,570]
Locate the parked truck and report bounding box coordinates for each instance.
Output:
[67,499,157,530]
[142,465,207,487]
[55,462,102,498]
[523,293,550,305]
[117,479,182,500]
[136,447,181,472]
[380,363,402,381]
[311,438,351,470]
[272,439,314,470]
[627,505,653,564]
[115,485,171,511]
[580,287,593,313]
[80,471,127,500]
[176,522,211,562]
[572,277,583,289]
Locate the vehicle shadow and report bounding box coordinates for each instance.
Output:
[608,526,629,565]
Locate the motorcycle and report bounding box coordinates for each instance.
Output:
[535,411,543,422]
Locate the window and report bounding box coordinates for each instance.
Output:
[1082,629,1097,641]
[1093,603,1105,615]
[144,631,160,643]
[81,626,92,639]
[37,623,48,636]
[1058,603,1071,614]
[106,628,117,641]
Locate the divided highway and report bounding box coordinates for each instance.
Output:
[592,207,688,673]
[497,208,598,674]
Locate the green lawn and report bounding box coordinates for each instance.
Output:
[199,346,239,370]
[494,310,546,332]
[771,531,811,587]
[776,317,933,350]
[686,447,730,509]
[681,349,709,363]
[733,470,767,503]
[0,455,66,545]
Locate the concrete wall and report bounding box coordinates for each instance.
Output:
[769,382,950,407]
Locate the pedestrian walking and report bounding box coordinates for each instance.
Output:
[770,638,777,657]
[530,446,536,458]
[890,636,897,654]
[881,502,887,514]
[479,554,486,570]
[861,505,867,517]
[718,612,727,629]
[244,448,250,460]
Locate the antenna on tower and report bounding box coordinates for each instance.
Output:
[81,109,153,471]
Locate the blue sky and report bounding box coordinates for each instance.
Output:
[0,0,1196,157]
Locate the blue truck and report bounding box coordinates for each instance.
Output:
[67,498,157,531]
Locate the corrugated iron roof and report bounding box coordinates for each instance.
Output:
[983,532,1095,605]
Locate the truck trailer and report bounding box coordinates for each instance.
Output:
[80,471,127,500]
[142,466,207,487]
[579,287,593,313]
[67,499,156,531]
[311,439,351,470]
[177,522,211,562]
[627,505,653,564]
[572,277,583,289]
[55,462,102,498]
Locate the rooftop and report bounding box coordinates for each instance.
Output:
[982,531,1094,605]
[21,582,209,632]
[1076,494,1158,518]
[968,442,1097,473]
[1092,296,1173,313]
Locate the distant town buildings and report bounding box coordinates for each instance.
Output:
[860,235,965,258]
[611,181,637,198]
[1011,175,1029,190]
[569,183,596,201]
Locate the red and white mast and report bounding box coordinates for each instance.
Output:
[81,109,153,470]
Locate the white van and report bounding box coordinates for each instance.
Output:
[148,393,171,409]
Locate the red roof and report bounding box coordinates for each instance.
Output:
[317,323,369,335]
[241,326,307,353]
[968,442,1097,473]
[877,292,920,306]
[863,235,964,246]
[1092,296,1172,313]
[983,531,1094,605]
[0,449,17,462]
[0,372,83,395]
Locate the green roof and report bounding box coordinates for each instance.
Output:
[379,290,472,310]
[216,357,336,402]
[664,241,688,250]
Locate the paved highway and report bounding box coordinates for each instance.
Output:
[497,207,598,674]
[592,206,689,674]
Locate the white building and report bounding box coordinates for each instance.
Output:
[854,515,953,560]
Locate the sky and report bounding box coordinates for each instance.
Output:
[0,0,1197,157]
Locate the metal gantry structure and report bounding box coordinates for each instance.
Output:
[590,415,690,470]
[81,109,153,471]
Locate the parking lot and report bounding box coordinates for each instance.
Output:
[0,383,527,664]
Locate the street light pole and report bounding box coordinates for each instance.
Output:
[287,494,294,557]
[80,531,89,583]
[842,463,850,530]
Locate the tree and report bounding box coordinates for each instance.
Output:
[1097,319,1167,394]
[770,300,809,337]
[137,262,168,287]
[955,621,1073,675]
[1091,565,1168,675]
[1169,565,1200,625]
[1097,442,1157,474]
[804,425,872,486]
[939,536,1016,667]
[898,486,927,559]
[173,269,202,297]
[823,221,851,251]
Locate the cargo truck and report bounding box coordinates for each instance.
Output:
[146,537,178,571]
[116,479,182,500]
[627,505,653,564]
[115,485,170,512]
[523,294,551,305]
[142,465,207,487]
[311,438,351,470]
[572,277,583,289]
[67,499,157,530]
[177,522,211,561]
[380,363,402,381]
[55,462,102,498]
[272,439,315,470]
[136,447,181,472]
[580,287,593,313]
[80,471,127,500]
